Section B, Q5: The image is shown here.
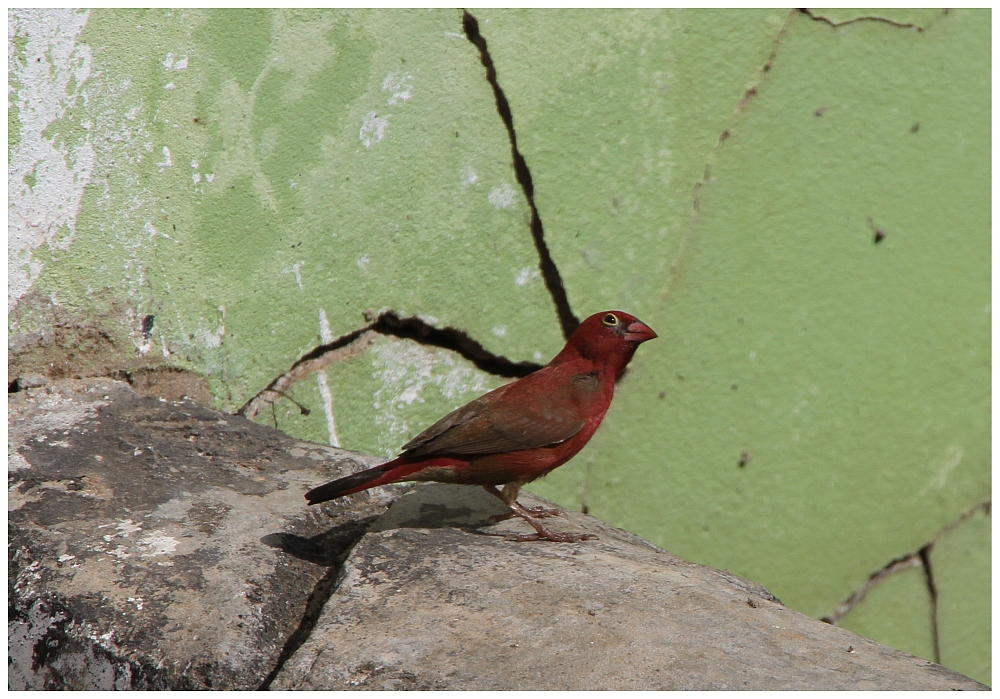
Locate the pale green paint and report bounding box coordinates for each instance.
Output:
[27,8,559,416]
[933,509,991,685]
[529,6,989,612]
[9,9,989,678]
[808,8,944,28]
[839,566,935,663]
[474,9,790,322]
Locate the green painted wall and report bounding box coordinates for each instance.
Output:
[8,9,990,683]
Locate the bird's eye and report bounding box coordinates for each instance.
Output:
[602,313,618,326]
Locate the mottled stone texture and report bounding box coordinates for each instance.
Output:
[8,378,395,689]
[8,380,986,690]
[270,484,984,691]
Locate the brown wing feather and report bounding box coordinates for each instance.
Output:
[400,376,586,458]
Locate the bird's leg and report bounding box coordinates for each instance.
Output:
[482,484,596,543]
[483,484,563,520]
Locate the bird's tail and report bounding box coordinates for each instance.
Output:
[305,457,426,505]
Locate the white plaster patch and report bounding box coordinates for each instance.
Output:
[157,145,172,170]
[516,267,540,286]
[460,166,478,186]
[138,533,179,557]
[162,53,187,70]
[317,307,340,447]
[927,445,964,491]
[319,307,334,344]
[381,72,413,106]
[283,261,304,289]
[317,370,340,448]
[489,183,516,209]
[359,112,390,148]
[8,9,96,311]
[371,339,494,455]
[196,308,226,349]
[116,519,142,537]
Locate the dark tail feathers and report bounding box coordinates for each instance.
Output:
[305,458,416,505]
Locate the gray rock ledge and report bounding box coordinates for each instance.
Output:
[9,378,394,690]
[9,379,986,690]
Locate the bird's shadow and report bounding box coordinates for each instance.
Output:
[260,516,380,567]
[370,483,512,532]
[261,484,513,565]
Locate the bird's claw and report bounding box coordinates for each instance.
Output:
[490,506,563,523]
[524,506,565,518]
[505,531,598,543]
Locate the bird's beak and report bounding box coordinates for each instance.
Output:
[623,320,657,342]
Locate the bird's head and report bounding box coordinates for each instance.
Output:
[559,310,657,370]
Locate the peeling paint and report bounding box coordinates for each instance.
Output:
[459,165,478,186]
[381,72,413,105]
[488,183,516,208]
[8,9,95,311]
[359,112,389,148]
[925,445,964,492]
[316,371,339,447]
[371,338,493,455]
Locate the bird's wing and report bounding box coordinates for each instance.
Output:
[400,380,584,458]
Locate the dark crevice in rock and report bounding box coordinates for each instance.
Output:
[258,515,381,690]
[238,310,543,420]
[462,9,579,340]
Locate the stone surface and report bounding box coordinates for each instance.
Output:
[271,483,986,691]
[9,9,990,666]
[7,379,987,690]
[8,377,397,690]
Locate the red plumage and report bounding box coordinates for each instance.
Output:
[305,310,656,541]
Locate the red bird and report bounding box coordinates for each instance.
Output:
[305,310,657,542]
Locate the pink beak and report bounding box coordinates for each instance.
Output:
[623,320,657,342]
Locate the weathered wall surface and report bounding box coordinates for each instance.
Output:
[8,9,990,683]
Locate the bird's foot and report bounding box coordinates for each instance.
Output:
[505,528,598,543]
[506,502,597,543]
[490,505,563,523]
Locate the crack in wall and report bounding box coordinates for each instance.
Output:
[238,310,543,421]
[798,8,930,32]
[653,9,797,314]
[692,9,797,214]
[462,10,580,341]
[917,543,940,664]
[822,499,991,664]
